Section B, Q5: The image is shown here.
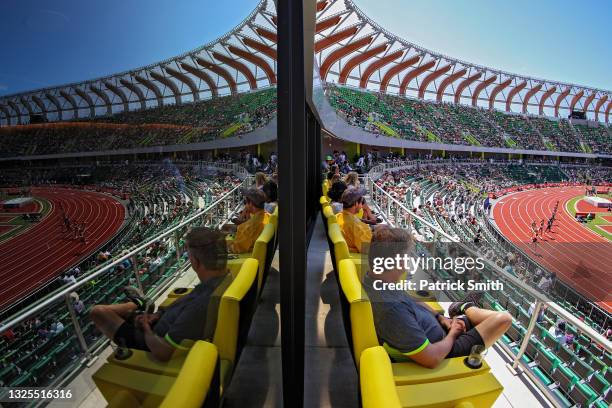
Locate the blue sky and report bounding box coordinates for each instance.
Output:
[0,0,610,96]
[356,0,611,90]
[0,0,255,96]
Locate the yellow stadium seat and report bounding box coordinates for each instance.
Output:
[337,259,503,407]
[360,347,503,408]
[327,223,363,274]
[94,259,259,405]
[96,341,220,408]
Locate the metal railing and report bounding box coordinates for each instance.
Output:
[0,175,247,392]
[366,172,611,408]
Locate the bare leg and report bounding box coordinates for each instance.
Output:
[90,302,137,341]
[466,308,512,348]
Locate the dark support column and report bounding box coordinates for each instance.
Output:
[277,0,307,406]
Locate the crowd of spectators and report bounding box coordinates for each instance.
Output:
[327,84,612,154]
[0,88,277,158]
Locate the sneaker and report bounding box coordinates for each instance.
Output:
[448,301,475,318]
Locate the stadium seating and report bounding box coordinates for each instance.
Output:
[327,84,612,154]
[0,88,277,157]
[93,257,259,406]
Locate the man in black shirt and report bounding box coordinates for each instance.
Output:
[90,227,229,361]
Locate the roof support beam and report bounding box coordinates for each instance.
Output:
[195,57,238,95]
[228,45,276,84]
[436,68,466,102]
[19,97,34,117]
[212,52,256,89]
[379,55,420,93]
[488,78,512,109]
[539,86,556,115]
[150,71,182,105]
[418,63,452,99]
[594,95,608,122]
[316,1,328,12]
[165,67,200,102]
[0,105,11,126]
[360,50,403,89]
[605,101,611,124]
[181,62,219,97]
[582,92,596,115]
[320,35,374,80]
[104,81,132,112]
[338,43,388,85]
[32,95,47,120]
[45,93,63,120]
[59,90,78,119]
[399,59,436,96]
[471,75,497,107]
[522,84,542,114]
[89,85,113,116]
[255,27,277,43]
[314,26,360,53]
[74,87,95,118]
[505,81,527,112]
[134,75,163,107]
[7,101,23,125]
[568,89,584,114]
[454,72,481,104]
[554,87,571,117]
[119,79,147,110]
[315,15,341,33]
[243,38,277,60]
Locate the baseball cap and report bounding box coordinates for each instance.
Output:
[243,188,266,209]
[341,188,366,208]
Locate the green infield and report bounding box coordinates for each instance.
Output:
[565,194,612,241]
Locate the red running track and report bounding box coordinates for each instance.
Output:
[493,186,612,313]
[0,187,125,311]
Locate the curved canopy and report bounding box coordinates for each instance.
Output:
[0,0,278,125]
[314,0,610,122]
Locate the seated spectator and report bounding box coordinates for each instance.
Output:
[254,172,268,190]
[227,188,267,254]
[364,226,511,368]
[327,181,348,214]
[262,180,278,214]
[527,302,547,323]
[90,227,230,361]
[338,188,372,253]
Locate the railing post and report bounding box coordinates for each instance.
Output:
[130,255,144,295]
[512,301,542,370]
[64,294,93,362]
[174,230,182,265]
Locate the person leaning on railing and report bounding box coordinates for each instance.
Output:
[364,226,512,369]
[89,227,230,362]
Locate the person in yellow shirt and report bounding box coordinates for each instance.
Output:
[227,188,267,254]
[339,188,372,253]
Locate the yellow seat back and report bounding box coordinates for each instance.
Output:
[213,258,258,370]
[159,341,219,408]
[338,259,379,367]
[328,223,351,266]
[251,223,275,292]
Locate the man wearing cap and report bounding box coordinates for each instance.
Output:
[338,188,372,253]
[89,227,230,361]
[227,188,267,253]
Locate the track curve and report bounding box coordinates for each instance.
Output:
[0,187,125,310]
[493,186,612,313]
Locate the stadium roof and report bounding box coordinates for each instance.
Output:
[1,0,610,126]
[0,0,278,125]
[315,0,611,123]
